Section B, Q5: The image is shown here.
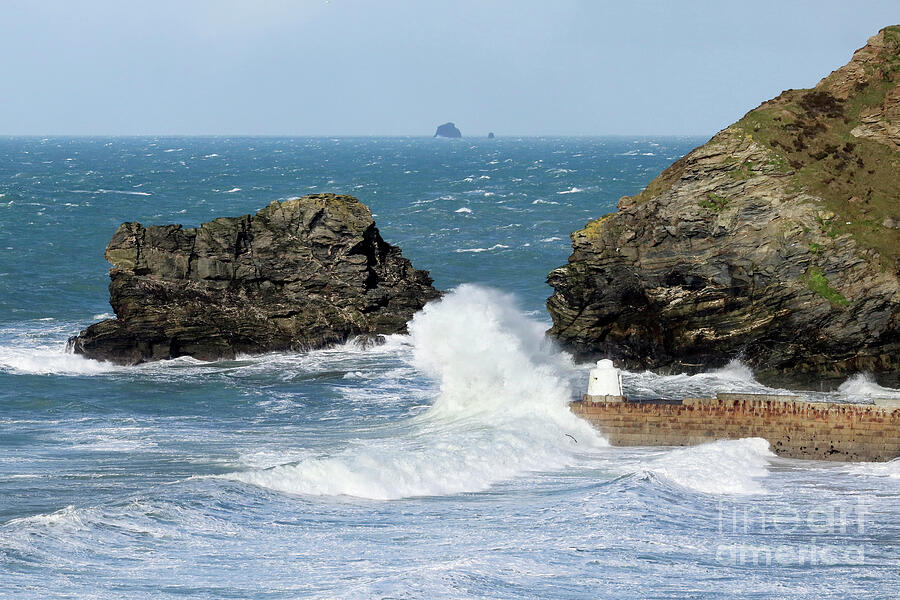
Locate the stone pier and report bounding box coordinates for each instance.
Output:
[571,393,900,462]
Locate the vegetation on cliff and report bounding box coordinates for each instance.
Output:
[735,25,900,267]
[547,26,900,382]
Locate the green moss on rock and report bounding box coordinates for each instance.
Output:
[805,268,850,307]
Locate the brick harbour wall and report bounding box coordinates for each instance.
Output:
[571,394,900,462]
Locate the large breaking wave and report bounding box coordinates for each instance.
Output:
[221,285,604,499]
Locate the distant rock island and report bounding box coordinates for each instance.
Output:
[488,132,495,139]
[69,194,440,365]
[434,122,462,138]
[547,26,900,383]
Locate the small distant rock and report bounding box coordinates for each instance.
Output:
[487,132,495,139]
[884,217,899,229]
[434,122,462,138]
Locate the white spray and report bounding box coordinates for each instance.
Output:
[223,284,604,499]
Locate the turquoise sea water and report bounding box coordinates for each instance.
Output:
[0,137,898,599]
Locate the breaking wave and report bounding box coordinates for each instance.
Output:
[0,344,115,376]
[639,438,774,495]
[454,244,509,253]
[221,285,604,499]
[837,373,900,399]
[624,358,777,401]
[0,322,116,376]
[70,189,152,196]
[844,457,900,479]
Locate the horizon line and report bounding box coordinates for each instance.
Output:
[0,132,714,139]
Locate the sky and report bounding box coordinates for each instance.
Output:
[0,0,897,136]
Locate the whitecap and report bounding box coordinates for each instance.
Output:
[4,505,85,529]
[223,187,242,193]
[454,244,509,253]
[640,438,773,495]
[454,207,472,214]
[219,285,604,499]
[0,344,116,376]
[557,187,584,195]
[837,373,900,400]
[709,359,757,381]
[71,189,152,196]
[843,458,900,479]
[623,359,776,401]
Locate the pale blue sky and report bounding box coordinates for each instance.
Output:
[0,0,897,136]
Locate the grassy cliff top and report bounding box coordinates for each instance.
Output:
[734,25,900,267]
[623,26,900,268]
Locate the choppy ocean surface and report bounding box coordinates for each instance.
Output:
[0,137,898,599]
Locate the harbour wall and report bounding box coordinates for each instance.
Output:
[571,393,900,462]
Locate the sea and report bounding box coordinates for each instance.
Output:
[0,136,897,599]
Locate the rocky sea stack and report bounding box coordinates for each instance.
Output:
[70,194,440,365]
[547,26,900,383]
[434,122,462,138]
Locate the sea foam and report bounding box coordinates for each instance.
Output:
[0,322,117,376]
[0,344,115,376]
[454,244,509,253]
[640,438,774,495]
[221,285,604,499]
[837,373,900,400]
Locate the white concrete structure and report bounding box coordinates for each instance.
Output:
[587,359,623,397]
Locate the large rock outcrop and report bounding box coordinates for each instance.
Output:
[547,26,900,383]
[434,122,462,138]
[70,194,440,365]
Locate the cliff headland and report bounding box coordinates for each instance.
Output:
[547,26,900,384]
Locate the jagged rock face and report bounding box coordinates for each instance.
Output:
[547,27,900,383]
[70,194,440,365]
[434,122,462,138]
